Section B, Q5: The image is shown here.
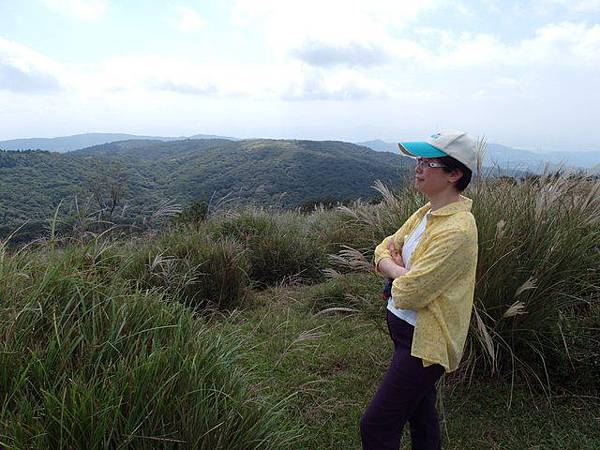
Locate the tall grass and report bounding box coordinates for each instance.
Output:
[302,205,374,254]
[466,172,600,388]
[209,209,327,286]
[0,240,299,449]
[337,172,600,390]
[123,231,250,310]
[299,272,381,314]
[337,180,424,250]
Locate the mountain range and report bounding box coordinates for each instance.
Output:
[0,132,234,153]
[2,133,598,173]
[358,140,600,173]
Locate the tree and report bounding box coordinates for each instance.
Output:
[88,159,128,221]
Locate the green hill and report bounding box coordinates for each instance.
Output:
[0,132,232,153]
[0,139,409,241]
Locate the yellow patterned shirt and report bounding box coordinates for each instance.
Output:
[374,195,478,372]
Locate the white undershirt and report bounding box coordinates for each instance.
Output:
[386,210,431,325]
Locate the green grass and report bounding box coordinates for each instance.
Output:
[440,382,600,450]
[1,171,598,448]
[0,242,299,449]
[213,283,600,450]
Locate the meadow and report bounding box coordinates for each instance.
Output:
[0,170,598,449]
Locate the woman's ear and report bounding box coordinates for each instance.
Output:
[448,168,463,184]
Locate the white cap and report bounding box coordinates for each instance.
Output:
[398,131,477,173]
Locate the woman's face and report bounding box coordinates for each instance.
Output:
[414,157,460,196]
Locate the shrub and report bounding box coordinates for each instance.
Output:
[559,301,600,391]
[123,231,250,310]
[337,180,424,255]
[173,198,209,225]
[210,209,327,286]
[303,207,373,255]
[301,273,381,313]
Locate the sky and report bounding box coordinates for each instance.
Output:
[1,0,600,151]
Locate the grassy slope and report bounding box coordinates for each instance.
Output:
[214,283,600,450]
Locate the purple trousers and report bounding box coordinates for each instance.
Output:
[360,311,445,450]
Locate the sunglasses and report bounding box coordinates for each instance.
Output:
[415,158,447,169]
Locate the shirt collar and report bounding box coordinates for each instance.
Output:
[424,195,473,217]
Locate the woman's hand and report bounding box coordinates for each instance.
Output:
[387,240,404,267]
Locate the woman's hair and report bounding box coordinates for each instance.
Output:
[438,156,472,192]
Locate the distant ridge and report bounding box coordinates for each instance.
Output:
[0,132,235,153]
[357,140,600,173]
[2,132,597,171]
[357,140,396,153]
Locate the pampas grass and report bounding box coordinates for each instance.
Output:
[336,165,600,390]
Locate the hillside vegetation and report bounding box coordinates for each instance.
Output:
[0,139,406,242]
[0,172,598,448]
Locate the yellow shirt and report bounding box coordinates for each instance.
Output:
[374,195,478,372]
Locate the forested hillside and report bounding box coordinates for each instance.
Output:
[0,139,409,241]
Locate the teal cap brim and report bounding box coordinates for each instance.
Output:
[397,141,447,158]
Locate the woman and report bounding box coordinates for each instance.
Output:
[360,131,479,450]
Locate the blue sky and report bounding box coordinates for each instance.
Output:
[1,0,600,150]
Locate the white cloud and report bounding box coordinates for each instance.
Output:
[3,17,599,106]
[518,22,600,66]
[231,0,446,58]
[489,77,521,89]
[290,41,389,67]
[73,55,252,98]
[42,0,107,21]
[537,0,600,13]
[227,0,600,84]
[282,68,390,100]
[175,6,207,32]
[0,37,64,93]
[397,22,600,69]
[153,80,217,96]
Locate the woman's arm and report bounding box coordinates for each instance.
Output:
[378,258,409,279]
[377,240,409,279]
[373,208,424,277]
